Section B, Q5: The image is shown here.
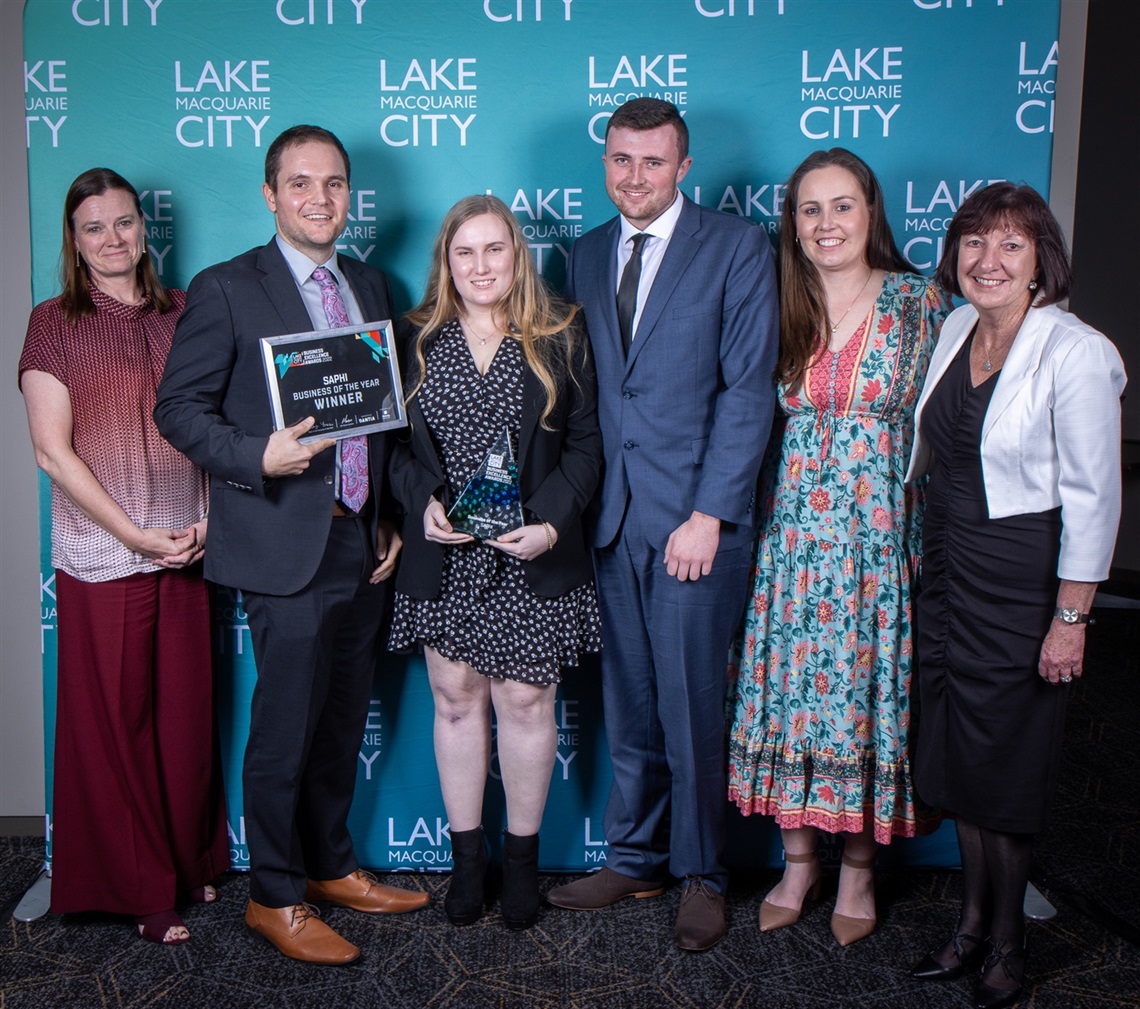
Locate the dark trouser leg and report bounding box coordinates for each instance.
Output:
[593,531,671,882]
[641,540,750,893]
[152,569,231,891]
[242,516,384,906]
[593,503,750,893]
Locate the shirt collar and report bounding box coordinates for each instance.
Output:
[275,234,341,286]
[619,189,684,246]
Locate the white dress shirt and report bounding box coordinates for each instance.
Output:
[615,190,685,342]
[275,235,367,499]
[275,235,365,328]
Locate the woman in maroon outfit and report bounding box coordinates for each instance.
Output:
[18,168,229,945]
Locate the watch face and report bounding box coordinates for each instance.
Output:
[1061,609,1078,623]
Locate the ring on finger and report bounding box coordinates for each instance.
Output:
[1060,675,1073,684]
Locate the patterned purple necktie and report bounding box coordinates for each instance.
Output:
[311,266,368,512]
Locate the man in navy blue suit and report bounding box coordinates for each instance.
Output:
[546,99,778,950]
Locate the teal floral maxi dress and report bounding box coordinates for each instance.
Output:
[728,272,950,843]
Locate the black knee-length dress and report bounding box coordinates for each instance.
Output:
[914,335,1067,834]
[387,321,601,685]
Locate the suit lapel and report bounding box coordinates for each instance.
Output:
[924,306,975,405]
[339,256,386,321]
[625,198,701,373]
[584,219,623,363]
[982,307,1046,440]
[256,240,315,333]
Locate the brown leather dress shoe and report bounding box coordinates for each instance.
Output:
[244,900,359,965]
[675,878,726,951]
[545,867,665,910]
[305,869,430,914]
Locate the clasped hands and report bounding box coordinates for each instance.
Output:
[135,518,207,569]
[423,498,557,560]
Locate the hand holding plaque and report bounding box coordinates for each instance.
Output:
[446,426,524,539]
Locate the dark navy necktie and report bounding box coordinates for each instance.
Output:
[616,232,649,355]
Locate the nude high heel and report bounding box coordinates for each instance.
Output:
[758,849,824,932]
[830,852,877,946]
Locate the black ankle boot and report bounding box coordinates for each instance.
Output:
[500,831,539,930]
[445,826,488,926]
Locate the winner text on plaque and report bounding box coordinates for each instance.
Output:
[260,320,406,443]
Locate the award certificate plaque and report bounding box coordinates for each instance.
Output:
[447,427,524,539]
[260,320,406,443]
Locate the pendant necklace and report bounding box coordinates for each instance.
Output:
[978,329,1017,372]
[463,319,500,346]
[827,269,875,334]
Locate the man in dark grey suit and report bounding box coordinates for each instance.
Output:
[546,99,778,950]
[155,125,427,965]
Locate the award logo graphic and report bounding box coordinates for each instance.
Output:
[447,427,523,539]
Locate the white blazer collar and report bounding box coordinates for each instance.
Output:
[981,305,1052,440]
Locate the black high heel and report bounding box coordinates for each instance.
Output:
[911,924,986,981]
[974,936,1027,1009]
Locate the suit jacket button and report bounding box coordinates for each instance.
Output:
[324,474,334,485]
[623,440,635,450]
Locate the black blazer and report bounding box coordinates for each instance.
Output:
[155,238,395,595]
[389,321,601,599]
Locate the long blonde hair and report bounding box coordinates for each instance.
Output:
[406,195,581,427]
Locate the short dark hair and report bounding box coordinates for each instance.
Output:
[935,181,1072,306]
[264,124,351,189]
[605,98,689,160]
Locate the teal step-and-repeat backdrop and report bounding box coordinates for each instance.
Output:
[24,0,1061,872]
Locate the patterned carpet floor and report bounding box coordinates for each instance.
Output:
[2,610,1137,1009]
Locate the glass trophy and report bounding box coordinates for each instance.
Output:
[446,426,524,539]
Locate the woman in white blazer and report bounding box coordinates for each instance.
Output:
[905,183,1125,1009]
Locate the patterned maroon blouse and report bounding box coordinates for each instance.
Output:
[18,287,207,582]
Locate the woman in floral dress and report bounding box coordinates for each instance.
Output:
[727,149,950,945]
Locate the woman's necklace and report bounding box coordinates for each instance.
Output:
[975,327,1018,372]
[462,318,501,346]
[827,269,875,334]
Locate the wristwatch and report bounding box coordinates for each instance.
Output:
[1054,607,1092,625]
